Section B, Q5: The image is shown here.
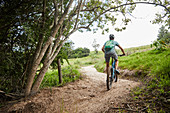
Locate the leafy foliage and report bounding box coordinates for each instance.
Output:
[152,39,168,51]
[0,51,28,93]
[51,41,74,69]
[0,0,46,93]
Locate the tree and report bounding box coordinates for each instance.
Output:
[0,0,41,93]
[152,25,170,50]
[0,0,169,96]
[157,26,170,43]
[92,39,100,54]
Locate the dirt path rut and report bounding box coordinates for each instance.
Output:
[4,65,140,113]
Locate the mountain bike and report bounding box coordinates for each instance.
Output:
[106,55,124,90]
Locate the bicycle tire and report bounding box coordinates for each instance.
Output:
[106,67,113,90]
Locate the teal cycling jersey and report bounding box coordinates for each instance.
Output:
[104,40,119,54]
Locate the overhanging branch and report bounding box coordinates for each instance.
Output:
[78,1,169,31]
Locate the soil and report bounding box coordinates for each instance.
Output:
[0,65,140,113]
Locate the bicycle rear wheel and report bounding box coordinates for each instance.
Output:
[106,67,113,90]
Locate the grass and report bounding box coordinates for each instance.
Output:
[40,65,81,88]
[120,49,170,112]
[63,51,104,67]
[119,49,170,71]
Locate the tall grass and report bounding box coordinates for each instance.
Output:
[40,65,81,88]
[95,45,154,72]
[116,45,152,55]
[119,49,170,74]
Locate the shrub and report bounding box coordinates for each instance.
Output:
[40,65,81,88]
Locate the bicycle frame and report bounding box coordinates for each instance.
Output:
[106,55,124,90]
[111,60,116,80]
[106,58,118,90]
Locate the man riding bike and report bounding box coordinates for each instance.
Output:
[102,34,125,75]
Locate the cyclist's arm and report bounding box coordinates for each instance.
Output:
[102,45,105,53]
[118,45,125,55]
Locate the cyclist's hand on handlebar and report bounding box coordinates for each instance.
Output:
[118,54,125,57]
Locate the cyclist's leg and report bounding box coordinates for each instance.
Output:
[111,52,118,68]
[112,52,120,74]
[115,59,118,70]
[106,62,109,74]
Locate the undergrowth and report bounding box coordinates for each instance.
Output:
[40,65,81,88]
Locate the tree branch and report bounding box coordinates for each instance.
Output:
[53,0,59,26]
[73,0,83,29]
[51,0,74,37]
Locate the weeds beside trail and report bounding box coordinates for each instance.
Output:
[40,65,81,88]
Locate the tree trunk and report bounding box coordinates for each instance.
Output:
[31,43,63,94]
[25,63,40,96]
[25,36,53,96]
[57,58,62,84]
[31,62,51,94]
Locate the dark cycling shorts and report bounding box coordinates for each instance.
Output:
[105,52,118,63]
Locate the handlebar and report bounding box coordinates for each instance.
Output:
[118,54,125,57]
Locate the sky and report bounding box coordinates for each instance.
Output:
[70,4,163,51]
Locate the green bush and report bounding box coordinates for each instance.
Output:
[69,47,90,58]
[0,51,29,93]
[40,65,81,88]
[40,70,59,88]
[151,39,168,51]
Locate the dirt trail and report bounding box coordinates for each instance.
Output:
[2,65,140,113]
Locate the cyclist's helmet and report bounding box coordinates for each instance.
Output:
[109,34,114,40]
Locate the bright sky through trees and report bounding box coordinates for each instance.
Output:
[70,4,163,51]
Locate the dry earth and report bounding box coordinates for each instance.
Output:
[1,65,140,113]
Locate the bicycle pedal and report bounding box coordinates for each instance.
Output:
[115,70,120,74]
